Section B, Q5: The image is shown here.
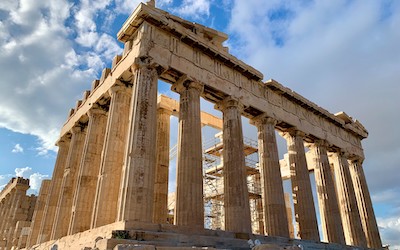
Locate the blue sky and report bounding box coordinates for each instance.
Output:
[0,0,399,248]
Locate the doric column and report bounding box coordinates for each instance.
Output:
[310,140,345,244]
[69,106,108,234]
[91,83,132,228]
[251,116,289,237]
[26,180,51,248]
[172,79,204,227]
[349,158,382,249]
[117,59,159,222]
[332,151,367,247]
[3,189,18,246]
[152,108,172,224]
[0,200,4,219]
[284,129,319,241]
[6,183,29,249]
[0,192,13,240]
[216,97,252,234]
[51,125,87,240]
[38,137,70,243]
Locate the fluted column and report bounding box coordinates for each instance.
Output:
[173,80,204,227]
[284,129,319,241]
[118,59,159,222]
[51,125,87,240]
[0,193,13,240]
[349,158,382,249]
[0,200,4,218]
[252,116,289,237]
[216,97,252,234]
[91,83,132,228]
[26,180,51,248]
[3,189,18,246]
[310,140,345,244]
[6,184,29,249]
[152,108,172,224]
[69,106,108,234]
[332,151,367,247]
[38,137,70,243]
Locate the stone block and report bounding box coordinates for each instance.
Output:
[112,55,122,70]
[114,244,156,250]
[100,68,111,84]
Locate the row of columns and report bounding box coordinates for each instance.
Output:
[29,57,381,249]
[33,60,159,246]
[0,178,33,250]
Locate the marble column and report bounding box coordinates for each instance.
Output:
[0,200,5,236]
[152,108,172,224]
[6,184,29,249]
[69,106,108,234]
[349,158,382,249]
[51,125,87,240]
[332,151,367,247]
[38,137,71,243]
[118,60,159,222]
[284,129,319,241]
[26,180,51,248]
[252,116,289,237]
[216,97,252,234]
[0,199,4,217]
[173,80,204,227]
[3,189,18,246]
[0,192,13,240]
[91,83,132,228]
[310,141,345,244]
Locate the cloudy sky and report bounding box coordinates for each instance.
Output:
[0,0,399,248]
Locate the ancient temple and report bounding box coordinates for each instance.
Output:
[1,1,383,250]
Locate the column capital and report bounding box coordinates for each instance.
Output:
[171,75,203,94]
[348,156,364,165]
[132,56,165,75]
[250,114,277,127]
[56,135,71,147]
[71,124,86,135]
[334,149,350,158]
[87,104,107,117]
[109,82,131,97]
[309,139,330,149]
[214,96,243,112]
[282,127,306,139]
[157,108,173,116]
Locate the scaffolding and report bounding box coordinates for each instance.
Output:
[168,131,265,234]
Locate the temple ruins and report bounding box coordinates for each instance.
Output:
[0,1,383,250]
[0,177,36,250]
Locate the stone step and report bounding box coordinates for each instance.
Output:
[111,229,252,250]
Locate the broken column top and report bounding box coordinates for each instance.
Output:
[0,177,30,201]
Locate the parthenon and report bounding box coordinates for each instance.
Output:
[0,1,383,250]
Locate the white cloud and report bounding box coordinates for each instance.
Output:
[174,0,210,19]
[378,216,400,249]
[11,143,24,153]
[0,0,123,153]
[11,167,49,194]
[114,0,142,15]
[15,166,32,177]
[28,172,50,194]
